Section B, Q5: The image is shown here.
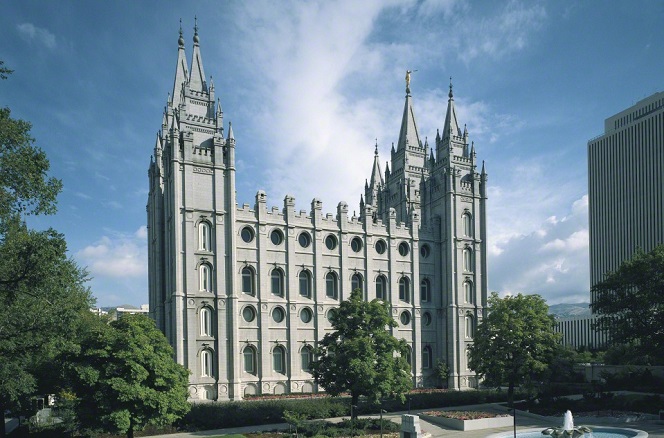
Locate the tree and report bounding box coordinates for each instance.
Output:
[468,292,560,407]
[590,245,664,364]
[311,289,412,417]
[0,221,92,438]
[66,314,190,438]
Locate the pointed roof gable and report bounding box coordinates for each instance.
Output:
[189,19,207,92]
[443,79,461,139]
[172,23,189,107]
[397,92,421,150]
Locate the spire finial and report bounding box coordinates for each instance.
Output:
[193,16,200,44]
[374,139,378,155]
[448,76,453,99]
[405,69,417,95]
[178,19,184,48]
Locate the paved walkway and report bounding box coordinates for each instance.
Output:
[149,404,664,438]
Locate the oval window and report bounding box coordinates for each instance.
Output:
[300,307,313,323]
[270,229,284,245]
[298,232,311,248]
[242,306,256,323]
[241,226,254,243]
[375,239,386,255]
[325,234,337,250]
[272,307,285,323]
[350,237,363,253]
[423,312,432,326]
[400,311,411,326]
[420,244,430,258]
[398,242,410,257]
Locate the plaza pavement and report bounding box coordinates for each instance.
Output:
[150,403,664,438]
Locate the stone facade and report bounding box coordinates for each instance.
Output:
[147,26,488,401]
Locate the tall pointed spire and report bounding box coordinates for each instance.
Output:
[189,16,207,92]
[443,77,461,140]
[370,140,384,188]
[397,74,421,151]
[171,19,189,107]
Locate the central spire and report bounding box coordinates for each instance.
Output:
[443,77,461,140]
[189,17,207,92]
[172,19,189,107]
[397,72,421,151]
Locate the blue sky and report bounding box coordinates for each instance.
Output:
[1,1,662,307]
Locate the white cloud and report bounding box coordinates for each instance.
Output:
[489,195,590,304]
[76,228,147,279]
[17,23,56,49]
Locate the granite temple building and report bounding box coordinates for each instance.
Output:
[148,25,488,401]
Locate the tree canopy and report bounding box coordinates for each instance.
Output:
[65,314,190,438]
[311,289,412,415]
[590,245,664,364]
[468,292,560,406]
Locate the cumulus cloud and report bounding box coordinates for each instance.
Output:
[17,23,57,49]
[76,228,147,279]
[489,195,590,304]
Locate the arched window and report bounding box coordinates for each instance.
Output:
[242,266,255,295]
[201,349,212,377]
[199,222,211,251]
[273,346,286,373]
[463,248,472,271]
[464,281,473,304]
[375,275,387,300]
[299,270,311,298]
[420,278,430,302]
[423,346,432,369]
[351,273,363,292]
[326,272,338,299]
[243,346,257,374]
[465,315,474,338]
[200,307,212,336]
[199,264,212,292]
[271,269,284,296]
[301,346,313,371]
[462,213,472,237]
[399,277,410,302]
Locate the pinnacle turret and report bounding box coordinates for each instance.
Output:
[171,21,189,107]
[189,17,207,92]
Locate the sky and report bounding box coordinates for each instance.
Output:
[1,1,662,307]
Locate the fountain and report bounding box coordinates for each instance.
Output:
[542,411,593,438]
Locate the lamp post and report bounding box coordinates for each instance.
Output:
[380,409,387,438]
[511,407,517,438]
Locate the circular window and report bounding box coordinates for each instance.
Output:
[400,311,411,326]
[420,244,430,258]
[423,312,432,326]
[272,307,285,323]
[325,234,337,250]
[270,229,284,245]
[350,237,363,253]
[375,239,386,255]
[241,226,255,243]
[242,306,256,323]
[398,242,410,257]
[298,232,311,248]
[300,307,313,323]
[327,308,337,322]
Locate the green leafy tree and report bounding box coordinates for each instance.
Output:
[311,289,412,417]
[590,245,664,364]
[66,314,190,438]
[468,292,560,407]
[434,360,450,389]
[0,221,92,438]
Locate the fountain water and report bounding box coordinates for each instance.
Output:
[542,410,592,438]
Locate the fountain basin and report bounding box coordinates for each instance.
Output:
[487,427,648,438]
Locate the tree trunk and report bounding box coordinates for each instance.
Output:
[351,393,359,420]
[0,401,6,438]
[507,380,515,408]
[127,421,134,438]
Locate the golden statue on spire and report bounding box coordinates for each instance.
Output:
[405,69,417,93]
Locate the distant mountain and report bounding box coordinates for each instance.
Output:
[548,303,591,318]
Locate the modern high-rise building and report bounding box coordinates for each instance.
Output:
[588,91,664,301]
[147,26,488,401]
